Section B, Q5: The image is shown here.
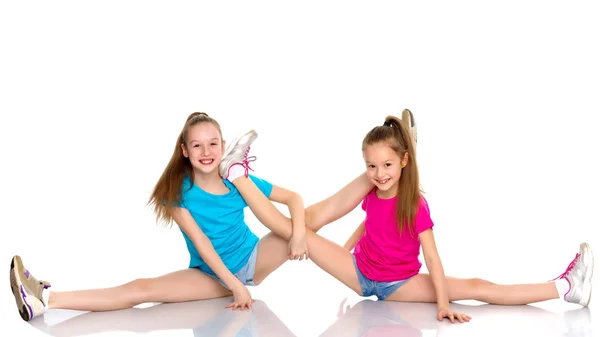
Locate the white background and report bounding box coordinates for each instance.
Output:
[1,1,599,336]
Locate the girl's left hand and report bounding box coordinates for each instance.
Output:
[437,307,471,323]
[288,233,309,261]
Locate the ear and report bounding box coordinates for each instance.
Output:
[181,143,189,158]
[401,152,409,168]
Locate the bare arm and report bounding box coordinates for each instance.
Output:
[419,229,449,310]
[306,172,373,230]
[343,220,365,251]
[169,206,240,289]
[268,185,305,237]
[268,185,309,260]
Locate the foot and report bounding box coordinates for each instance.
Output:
[10,255,49,321]
[553,242,594,306]
[401,108,417,147]
[219,130,258,181]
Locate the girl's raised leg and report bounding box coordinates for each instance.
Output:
[304,172,373,232]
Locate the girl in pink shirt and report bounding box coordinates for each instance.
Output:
[303,110,594,324]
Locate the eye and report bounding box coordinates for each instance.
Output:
[211,143,218,146]
[193,144,200,148]
[385,163,392,167]
[368,164,375,169]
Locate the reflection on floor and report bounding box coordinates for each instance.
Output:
[23,295,593,337]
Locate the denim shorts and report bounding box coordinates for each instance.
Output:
[352,255,410,300]
[206,243,258,290]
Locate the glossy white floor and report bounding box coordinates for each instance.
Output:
[3,249,598,337]
[4,280,597,337]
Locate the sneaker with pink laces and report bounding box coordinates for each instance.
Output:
[219,130,258,181]
[551,242,594,306]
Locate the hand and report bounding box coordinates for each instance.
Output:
[288,233,309,261]
[437,306,471,323]
[226,282,255,311]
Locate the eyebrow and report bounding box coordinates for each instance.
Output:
[189,138,220,143]
[366,159,395,164]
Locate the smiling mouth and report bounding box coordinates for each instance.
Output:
[375,178,390,184]
[199,159,214,165]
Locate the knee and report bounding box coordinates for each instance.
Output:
[469,278,493,290]
[305,207,325,233]
[124,278,154,305]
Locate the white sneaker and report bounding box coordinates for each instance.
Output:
[552,242,594,306]
[219,130,258,180]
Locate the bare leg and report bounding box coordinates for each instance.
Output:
[227,178,361,291]
[386,274,559,305]
[230,177,293,239]
[48,268,232,311]
[230,172,372,239]
[305,172,373,231]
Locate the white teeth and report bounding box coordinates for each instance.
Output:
[200,159,213,165]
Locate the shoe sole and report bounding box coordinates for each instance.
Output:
[402,109,416,128]
[580,242,594,306]
[10,256,32,321]
[401,109,417,144]
[223,130,258,159]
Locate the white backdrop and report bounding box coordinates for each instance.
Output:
[1,1,599,336]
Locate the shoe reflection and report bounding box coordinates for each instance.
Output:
[30,297,296,337]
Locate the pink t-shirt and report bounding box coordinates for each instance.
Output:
[353,189,435,282]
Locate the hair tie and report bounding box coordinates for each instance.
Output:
[383,121,392,127]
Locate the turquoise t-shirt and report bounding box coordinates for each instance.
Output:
[178,174,273,275]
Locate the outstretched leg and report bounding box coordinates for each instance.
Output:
[47,268,232,311]
[10,255,232,321]
[386,243,594,306]
[386,274,560,305]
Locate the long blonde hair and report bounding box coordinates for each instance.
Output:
[362,115,420,237]
[148,112,223,226]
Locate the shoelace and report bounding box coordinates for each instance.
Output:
[549,253,580,281]
[241,146,257,177]
[24,269,51,289]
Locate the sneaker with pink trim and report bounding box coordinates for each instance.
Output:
[551,242,594,306]
[219,130,258,180]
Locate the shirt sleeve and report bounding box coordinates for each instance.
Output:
[414,195,435,234]
[248,175,274,198]
[361,190,370,211]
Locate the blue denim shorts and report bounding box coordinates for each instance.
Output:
[206,243,258,290]
[352,255,411,300]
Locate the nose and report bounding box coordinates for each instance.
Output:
[200,145,210,156]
